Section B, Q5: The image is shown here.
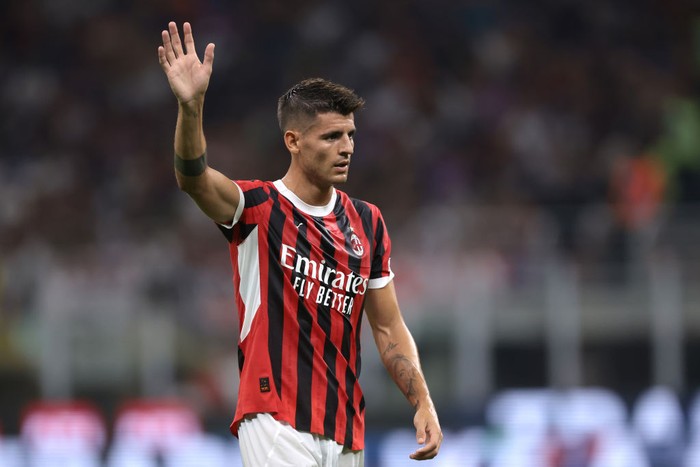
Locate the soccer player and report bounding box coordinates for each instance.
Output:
[158,21,442,465]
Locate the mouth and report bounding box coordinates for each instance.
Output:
[333,160,350,172]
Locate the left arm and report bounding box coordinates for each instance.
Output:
[364,281,443,461]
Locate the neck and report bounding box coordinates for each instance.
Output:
[281,173,333,206]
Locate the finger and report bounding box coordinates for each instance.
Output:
[161,29,176,63]
[410,427,442,460]
[182,22,198,57]
[409,437,439,460]
[202,43,215,70]
[409,443,439,461]
[168,21,183,58]
[157,45,170,70]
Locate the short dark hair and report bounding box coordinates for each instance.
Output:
[277,78,365,132]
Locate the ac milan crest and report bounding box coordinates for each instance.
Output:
[350,232,364,256]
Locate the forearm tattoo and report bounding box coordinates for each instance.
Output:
[382,342,398,356]
[182,107,200,118]
[385,342,420,409]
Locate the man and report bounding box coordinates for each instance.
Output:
[158,21,442,465]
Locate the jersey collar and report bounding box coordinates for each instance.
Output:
[273,180,337,217]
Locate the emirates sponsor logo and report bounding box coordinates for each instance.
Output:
[280,243,368,316]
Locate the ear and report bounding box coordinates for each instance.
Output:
[284,130,301,155]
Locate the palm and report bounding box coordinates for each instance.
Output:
[166,53,210,103]
[158,22,215,106]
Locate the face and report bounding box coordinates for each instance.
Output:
[288,112,356,189]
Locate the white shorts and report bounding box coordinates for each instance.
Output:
[237,413,364,467]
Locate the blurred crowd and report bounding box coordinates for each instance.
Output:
[2,0,699,258]
[2,386,700,466]
[1,0,700,440]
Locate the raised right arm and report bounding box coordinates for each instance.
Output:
[158,21,240,225]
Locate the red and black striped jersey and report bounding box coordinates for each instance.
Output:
[218,179,394,450]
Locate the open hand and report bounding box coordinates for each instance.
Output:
[158,22,214,108]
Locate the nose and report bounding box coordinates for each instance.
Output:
[340,134,354,156]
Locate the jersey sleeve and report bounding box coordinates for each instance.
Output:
[217,179,270,244]
[217,181,245,229]
[368,208,395,289]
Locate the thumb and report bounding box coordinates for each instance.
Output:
[416,426,426,445]
[203,43,215,69]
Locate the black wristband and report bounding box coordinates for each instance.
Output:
[174,152,207,177]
